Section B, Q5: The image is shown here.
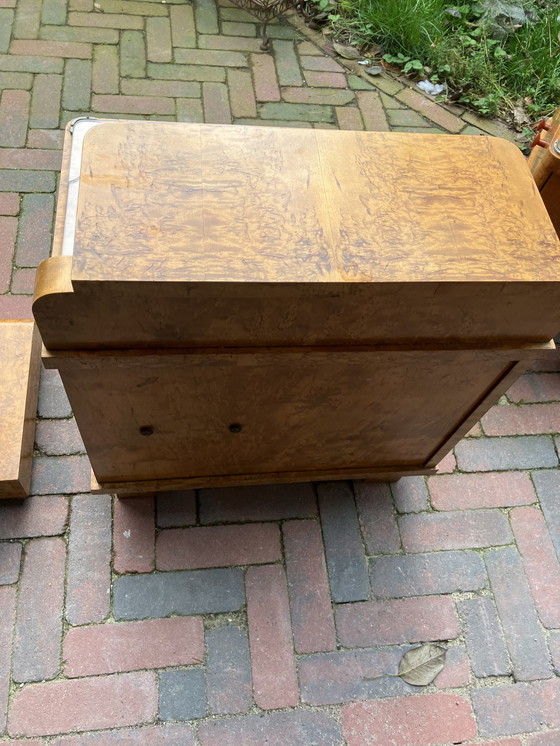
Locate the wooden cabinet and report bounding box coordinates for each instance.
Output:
[33,119,560,495]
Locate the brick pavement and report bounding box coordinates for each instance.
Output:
[1,0,559,742]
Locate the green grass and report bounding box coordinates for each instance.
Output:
[329,0,560,118]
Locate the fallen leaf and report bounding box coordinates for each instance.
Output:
[333,41,361,59]
[365,65,383,76]
[398,643,447,686]
[444,7,462,17]
[93,1,103,10]
[512,97,530,131]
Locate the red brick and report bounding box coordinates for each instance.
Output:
[27,128,64,149]
[66,493,111,625]
[399,509,512,551]
[342,693,476,746]
[0,294,32,317]
[157,522,280,570]
[170,4,196,48]
[113,495,155,574]
[336,595,460,647]
[0,148,61,170]
[8,672,158,738]
[429,471,536,510]
[396,87,464,132]
[527,734,560,745]
[251,53,280,101]
[92,94,174,115]
[64,616,204,677]
[304,70,347,88]
[0,89,30,147]
[436,450,456,473]
[202,81,231,123]
[335,106,364,130]
[356,90,389,131]
[146,16,172,63]
[199,482,315,523]
[246,564,298,709]
[510,506,560,627]
[300,55,344,72]
[354,481,400,554]
[156,489,196,527]
[0,495,68,538]
[433,645,471,688]
[92,45,118,94]
[51,724,197,745]
[283,519,336,654]
[0,541,22,583]
[10,267,35,294]
[472,741,522,746]
[0,215,16,292]
[12,537,65,682]
[507,372,560,403]
[0,192,19,214]
[472,679,560,738]
[10,39,92,58]
[228,68,256,117]
[0,586,16,731]
[482,402,560,435]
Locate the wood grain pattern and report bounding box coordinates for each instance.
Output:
[0,322,42,498]
[32,121,560,493]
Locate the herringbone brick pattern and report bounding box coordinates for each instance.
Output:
[1,0,559,742]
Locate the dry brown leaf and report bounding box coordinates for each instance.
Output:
[333,41,361,59]
[398,643,447,686]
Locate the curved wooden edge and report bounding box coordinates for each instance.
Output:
[91,466,436,497]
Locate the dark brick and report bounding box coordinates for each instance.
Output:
[271,39,302,86]
[10,39,92,58]
[0,147,61,169]
[317,481,369,603]
[156,490,196,527]
[30,454,91,495]
[194,0,218,34]
[0,168,55,192]
[62,58,91,110]
[41,0,66,24]
[283,519,336,654]
[206,625,252,715]
[0,586,15,731]
[472,679,560,738]
[0,53,63,73]
[354,482,400,554]
[0,495,68,538]
[114,496,155,574]
[341,693,476,746]
[113,567,245,620]
[0,9,14,54]
[156,523,281,570]
[428,471,536,510]
[399,509,512,552]
[159,669,206,721]
[527,734,560,746]
[30,73,62,128]
[458,596,511,677]
[11,266,36,293]
[199,482,315,523]
[246,564,298,710]
[120,30,145,77]
[170,4,196,47]
[40,22,118,43]
[0,541,22,583]
[37,367,72,418]
[0,89,30,146]
[532,470,560,561]
[485,546,552,681]
[12,537,65,682]
[13,0,42,37]
[510,506,560,628]
[335,595,460,647]
[433,644,471,688]
[0,192,19,215]
[92,44,118,93]
[300,646,415,705]
[391,476,430,512]
[550,629,560,674]
[370,550,486,597]
[66,493,111,625]
[64,617,204,677]
[198,711,343,746]
[507,373,560,403]
[50,724,197,746]
[35,418,85,455]
[0,215,16,291]
[300,55,344,72]
[148,62,226,82]
[8,672,158,738]
[454,435,557,471]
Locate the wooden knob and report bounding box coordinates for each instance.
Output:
[531,133,548,148]
[536,118,551,132]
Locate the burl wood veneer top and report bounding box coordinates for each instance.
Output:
[70,121,560,285]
